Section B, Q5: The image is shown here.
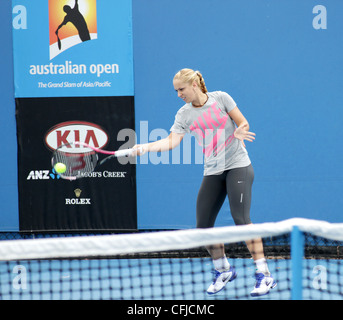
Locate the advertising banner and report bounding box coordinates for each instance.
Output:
[16,96,136,231]
[12,0,133,98]
[13,0,136,231]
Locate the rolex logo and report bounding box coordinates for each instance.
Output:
[74,188,82,197]
[65,188,91,205]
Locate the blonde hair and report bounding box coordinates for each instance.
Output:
[173,68,208,93]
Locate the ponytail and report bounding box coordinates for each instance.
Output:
[195,71,208,93]
[173,68,208,93]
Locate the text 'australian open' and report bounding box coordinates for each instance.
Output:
[29,61,119,77]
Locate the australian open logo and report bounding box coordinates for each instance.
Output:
[49,0,97,60]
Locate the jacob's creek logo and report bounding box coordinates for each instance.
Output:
[65,188,91,205]
[49,0,97,60]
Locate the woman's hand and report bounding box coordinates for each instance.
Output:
[131,144,148,156]
[234,123,256,147]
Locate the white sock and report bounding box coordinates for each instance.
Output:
[213,256,230,272]
[255,258,270,275]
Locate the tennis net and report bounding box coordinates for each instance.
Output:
[0,218,342,300]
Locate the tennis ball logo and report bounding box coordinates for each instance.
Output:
[54,162,67,174]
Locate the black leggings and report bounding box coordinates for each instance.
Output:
[196,164,254,228]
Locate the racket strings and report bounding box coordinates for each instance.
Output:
[52,150,98,180]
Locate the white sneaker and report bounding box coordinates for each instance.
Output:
[250,273,277,297]
[207,266,237,295]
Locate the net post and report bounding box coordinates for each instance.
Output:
[291,225,304,300]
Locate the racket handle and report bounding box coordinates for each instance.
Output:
[114,148,133,157]
[114,146,143,157]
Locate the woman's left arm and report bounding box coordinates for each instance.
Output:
[228,106,256,147]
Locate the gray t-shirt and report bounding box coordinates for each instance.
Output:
[170,91,251,175]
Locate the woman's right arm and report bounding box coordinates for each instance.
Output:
[134,132,184,155]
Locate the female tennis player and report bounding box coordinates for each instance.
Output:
[133,68,276,297]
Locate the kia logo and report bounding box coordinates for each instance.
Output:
[45,121,109,152]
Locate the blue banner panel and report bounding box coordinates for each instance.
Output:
[12,0,133,97]
[13,0,136,231]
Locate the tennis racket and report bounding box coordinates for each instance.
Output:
[51,141,137,180]
[57,33,61,50]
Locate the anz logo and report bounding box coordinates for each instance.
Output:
[27,169,61,180]
[50,168,61,180]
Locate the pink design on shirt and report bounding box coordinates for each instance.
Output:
[189,102,234,157]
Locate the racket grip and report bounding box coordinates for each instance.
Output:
[114,146,143,157]
[114,148,134,157]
